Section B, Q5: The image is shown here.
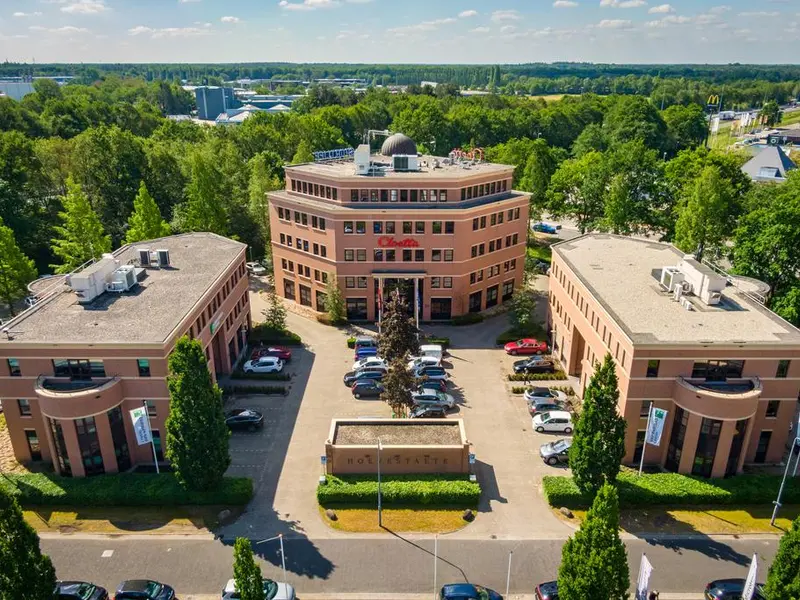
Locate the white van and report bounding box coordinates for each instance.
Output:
[419,344,444,362]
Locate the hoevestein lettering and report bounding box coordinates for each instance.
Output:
[377,236,420,248]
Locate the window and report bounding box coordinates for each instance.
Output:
[391,189,398,202]
[415,249,424,262]
[470,272,476,285]
[344,221,354,234]
[431,277,441,289]
[403,221,412,234]
[314,269,321,282]
[356,249,367,262]
[415,221,425,234]
[316,290,327,312]
[301,213,308,226]
[443,277,453,288]
[386,250,396,262]
[400,189,408,202]
[346,298,368,320]
[351,190,358,202]
[294,211,301,223]
[286,235,292,246]
[299,285,312,307]
[283,279,295,301]
[75,416,105,476]
[472,218,479,231]
[480,216,486,229]
[502,280,514,301]
[486,285,499,308]
[489,240,495,253]
[646,360,660,378]
[344,249,354,262]
[357,277,368,289]
[754,430,772,463]
[445,221,454,234]
[371,189,378,202]
[374,222,383,234]
[432,221,442,234]
[7,358,20,377]
[403,249,412,262]
[640,402,652,418]
[303,240,309,252]
[776,360,790,378]
[478,243,485,256]
[145,400,157,417]
[345,277,355,289]
[471,245,478,258]
[137,359,151,377]
[381,189,389,202]
[319,217,326,230]
[374,249,384,262]
[313,243,319,255]
[444,250,453,262]
[355,221,366,234]
[430,189,438,202]
[386,221,396,234]
[279,233,286,245]
[311,215,318,228]
[321,246,327,258]
[432,249,442,262]
[439,190,447,202]
[25,430,41,461]
[17,399,31,417]
[766,400,780,418]
[497,211,503,224]
[512,233,519,245]
[691,360,744,381]
[53,359,105,379]
[633,430,646,464]
[491,213,497,226]
[152,430,164,462]
[692,417,722,478]
[420,189,428,202]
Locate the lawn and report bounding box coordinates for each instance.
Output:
[0,412,6,431]
[780,110,800,127]
[23,506,224,535]
[319,505,469,533]
[527,240,553,263]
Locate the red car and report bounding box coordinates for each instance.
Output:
[250,346,292,361]
[504,338,548,356]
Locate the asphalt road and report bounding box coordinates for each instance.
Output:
[42,535,777,597]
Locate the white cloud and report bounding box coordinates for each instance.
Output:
[553,1,578,7]
[459,9,478,18]
[61,1,109,14]
[29,24,89,33]
[179,0,201,3]
[600,0,646,7]
[13,11,43,17]
[500,24,516,33]
[128,25,212,38]
[491,10,521,22]
[469,26,490,33]
[220,16,240,23]
[708,5,731,13]
[596,18,633,27]
[388,17,457,35]
[646,14,691,26]
[278,0,339,10]
[648,4,673,13]
[738,11,779,17]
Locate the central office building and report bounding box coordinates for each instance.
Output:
[268,134,530,322]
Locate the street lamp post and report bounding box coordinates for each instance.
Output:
[377,437,383,528]
[256,534,287,585]
[771,436,800,525]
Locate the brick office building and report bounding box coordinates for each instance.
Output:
[549,234,800,477]
[268,134,530,322]
[0,233,251,476]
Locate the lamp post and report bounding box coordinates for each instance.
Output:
[256,534,287,585]
[771,436,800,525]
[377,437,383,528]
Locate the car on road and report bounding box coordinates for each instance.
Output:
[343,369,385,387]
[251,346,292,361]
[351,379,385,399]
[352,356,388,372]
[704,579,766,600]
[410,405,447,418]
[412,365,449,383]
[245,261,267,276]
[242,356,284,374]
[532,222,561,234]
[440,583,503,600]
[56,581,109,600]
[540,438,572,465]
[532,410,573,434]
[524,387,568,404]
[221,577,296,600]
[411,389,456,410]
[224,408,264,431]
[504,338,548,356]
[513,359,556,374]
[528,401,564,416]
[534,580,559,600]
[114,580,175,600]
[408,355,441,370]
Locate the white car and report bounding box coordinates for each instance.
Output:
[419,344,444,361]
[243,356,284,374]
[246,261,267,276]
[352,356,388,372]
[532,410,574,434]
[407,355,441,370]
[221,578,295,600]
[524,387,569,404]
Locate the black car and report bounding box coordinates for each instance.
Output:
[704,579,766,600]
[56,581,109,600]
[513,359,556,374]
[114,580,175,600]
[440,583,502,600]
[343,369,385,387]
[534,580,559,600]
[410,405,447,418]
[352,379,384,399]
[225,408,264,431]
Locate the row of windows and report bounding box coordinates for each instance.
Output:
[644,358,791,380]
[350,188,449,203]
[344,220,456,235]
[291,179,339,201]
[344,248,454,263]
[191,261,247,338]
[472,207,521,230]
[278,233,329,258]
[470,260,516,285]
[277,207,327,231]
[470,234,519,258]
[460,180,509,201]
[14,397,161,420]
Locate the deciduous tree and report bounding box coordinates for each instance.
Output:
[380,356,415,417]
[378,290,419,362]
[291,140,315,164]
[509,288,537,331]
[125,181,171,244]
[233,537,263,600]
[184,148,228,235]
[546,151,609,234]
[165,336,230,491]
[0,218,36,316]
[324,275,346,325]
[766,515,800,598]
[51,176,111,273]
[760,100,782,127]
[662,103,708,153]
[262,289,288,332]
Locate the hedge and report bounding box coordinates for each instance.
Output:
[423,337,451,350]
[508,371,567,381]
[543,472,800,509]
[250,326,303,346]
[317,474,480,506]
[224,385,287,396]
[231,371,291,381]
[0,473,253,507]
[495,324,547,346]
[452,313,484,326]
[512,384,577,395]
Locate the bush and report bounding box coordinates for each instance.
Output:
[496,324,546,345]
[543,472,800,509]
[250,325,302,346]
[552,385,577,396]
[422,336,451,350]
[230,371,291,381]
[224,385,287,396]
[316,314,345,326]
[508,371,567,381]
[452,313,484,326]
[0,473,253,507]
[317,474,480,507]
[346,337,356,349]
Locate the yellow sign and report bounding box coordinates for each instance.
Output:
[707,95,720,106]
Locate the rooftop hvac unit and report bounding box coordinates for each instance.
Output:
[392,154,419,172]
[680,297,694,311]
[660,266,685,292]
[138,248,151,266]
[703,291,722,306]
[354,144,371,175]
[156,249,170,267]
[105,265,137,294]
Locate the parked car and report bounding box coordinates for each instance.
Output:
[440,583,502,600]
[704,579,766,600]
[528,401,564,416]
[245,261,267,276]
[352,356,388,372]
[513,359,556,374]
[540,438,572,465]
[420,343,445,360]
[221,577,296,600]
[532,222,561,234]
[353,336,378,350]
[413,365,449,383]
[351,379,384,399]
[524,387,568,403]
[251,346,292,361]
[407,355,441,370]
[410,405,447,418]
[504,338,548,356]
[532,411,574,434]
[415,380,447,393]
[56,581,108,600]
[114,580,175,600]
[534,580,559,600]
[224,408,264,431]
[411,389,456,410]
[243,356,284,374]
[343,369,385,387]
[354,346,379,360]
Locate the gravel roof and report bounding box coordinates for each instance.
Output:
[334,422,462,446]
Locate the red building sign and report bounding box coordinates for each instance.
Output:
[377,236,420,248]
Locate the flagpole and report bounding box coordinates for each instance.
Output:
[143,399,159,474]
[639,401,653,477]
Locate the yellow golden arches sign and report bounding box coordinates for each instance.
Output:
[707,95,720,106]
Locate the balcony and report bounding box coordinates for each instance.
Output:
[673,376,761,421]
[35,375,123,420]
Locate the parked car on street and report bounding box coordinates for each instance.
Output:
[243,356,284,374]
[413,365,449,383]
[412,389,456,410]
[251,346,292,361]
[704,579,766,600]
[351,379,385,399]
[56,581,108,600]
[540,438,572,465]
[524,387,568,403]
[410,405,447,418]
[532,411,573,434]
[534,580,559,600]
[114,580,175,600]
[224,408,264,431]
[440,583,502,600]
[532,222,561,234]
[513,359,556,374]
[221,577,296,600]
[407,355,441,370]
[352,356,388,372]
[343,369,385,387]
[528,401,564,416]
[504,338,548,356]
[245,261,267,276]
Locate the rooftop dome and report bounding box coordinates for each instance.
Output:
[381,133,417,157]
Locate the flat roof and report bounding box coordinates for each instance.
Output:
[333,421,463,446]
[554,234,800,346]
[3,233,245,346]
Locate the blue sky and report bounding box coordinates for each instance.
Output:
[0,0,797,64]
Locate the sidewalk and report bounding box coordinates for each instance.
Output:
[181,595,703,600]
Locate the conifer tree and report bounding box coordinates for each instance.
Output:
[51,176,111,273]
[766,515,800,598]
[378,290,419,362]
[380,356,416,416]
[125,181,171,244]
[233,537,263,600]
[0,218,36,316]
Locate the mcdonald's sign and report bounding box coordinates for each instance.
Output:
[707,95,720,108]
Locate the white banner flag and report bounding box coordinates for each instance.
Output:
[711,116,720,133]
[635,553,653,600]
[130,406,152,446]
[742,553,758,600]
[645,408,668,446]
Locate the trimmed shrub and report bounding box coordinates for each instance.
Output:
[231,371,291,381]
[0,473,253,507]
[452,313,484,326]
[317,474,480,507]
[423,336,451,350]
[346,337,356,349]
[224,385,287,396]
[543,472,800,509]
[508,371,567,381]
[552,385,577,396]
[250,325,302,346]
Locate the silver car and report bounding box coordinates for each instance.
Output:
[411,390,455,410]
[221,578,295,600]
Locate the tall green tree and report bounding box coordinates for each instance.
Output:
[183,149,228,235]
[0,218,37,316]
[759,100,782,127]
[509,288,537,331]
[165,336,230,491]
[324,276,346,325]
[603,94,668,152]
[662,103,708,153]
[247,151,283,259]
[569,354,627,496]
[766,515,800,597]
[571,123,608,157]
[546,151,610,234]
[380,356,416,416]
[378,290,420,362]
[772,287,800,327]
[557,482,629,600]
[125,181,171,244]
[232,537,263,600]
[0,487,57,600]
[519,139,566,212]
[291,140,315,164]
[262,289,287,332]
[51,177,111,274]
